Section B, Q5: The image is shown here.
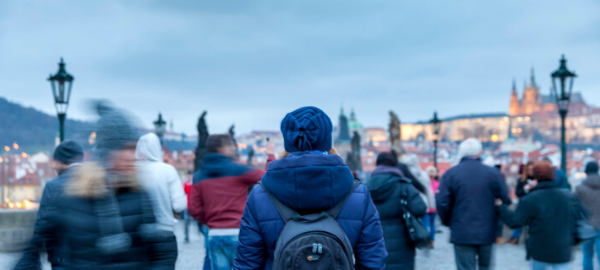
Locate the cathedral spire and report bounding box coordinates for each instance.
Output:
[529,67,536,88]
[512,79,517,93]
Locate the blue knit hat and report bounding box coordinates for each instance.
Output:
[281,106,333,152]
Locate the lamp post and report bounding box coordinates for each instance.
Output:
[48,58,74,142]
[551,55,577,173]
[153,113,167,143]
[430,111,442,173]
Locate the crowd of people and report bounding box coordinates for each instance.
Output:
[10,103,600,270]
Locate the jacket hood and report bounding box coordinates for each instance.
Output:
[193,153,253,183]
[583,174,600,189]
[367,166,410,203]
[261,151,354,211]
[135,133,163,162]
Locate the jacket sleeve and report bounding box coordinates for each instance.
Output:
[241,169,266,185]
[13,182,59,270]
[234,189,267,270]
[354,187,387,270]
[407,184,428,218]
[167,167,187,213]
[499,201,532,229]
[188,182,205,224]
[515,180,528,198]
[494,171,512,204]
[435,172,454,226]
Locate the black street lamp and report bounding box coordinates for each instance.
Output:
[48,58,74,142]
[551,55,577,173]
[154,112,167,142]
[430,111,442,173]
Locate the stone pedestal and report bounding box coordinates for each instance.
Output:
[0,209,37,252]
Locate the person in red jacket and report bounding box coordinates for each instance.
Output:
[183,170,193,243]
[189,134,274,270]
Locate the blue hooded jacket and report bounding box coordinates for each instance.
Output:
[233,151,387,270]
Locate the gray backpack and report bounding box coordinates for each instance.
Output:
[259,181,360,270]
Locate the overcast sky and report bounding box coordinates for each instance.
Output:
[1,0,599,135]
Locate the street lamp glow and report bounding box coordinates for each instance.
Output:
[4,146,10,152]
[12,143,19,150]
[21,152,27,158]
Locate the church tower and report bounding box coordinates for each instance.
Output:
[509,79,521,116]
[336,107,351,143]
[522,68,541,115]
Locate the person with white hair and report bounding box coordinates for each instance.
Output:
[436,138,511,270]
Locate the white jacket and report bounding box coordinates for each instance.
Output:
[136,133,187,232]
[401,154,436,210]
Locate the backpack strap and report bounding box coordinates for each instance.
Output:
[259,181,297,223]
[327,180,361,219]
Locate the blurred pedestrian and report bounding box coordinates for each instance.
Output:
[14,140,84,270]
[401,154,436,214]
[233,106,387,270]
[542,157,570,190]
[367,151,426,269]
[183,170,193,243]
[436,138,511,270]
[189,134,274,270]
[136,132,187,268]
[424,166,440,248]
[506,161,535,246]
[18,102,171,269]
[576,161,600,270]
[498,161,580,270]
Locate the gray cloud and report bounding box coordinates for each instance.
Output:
[1,0,599,135]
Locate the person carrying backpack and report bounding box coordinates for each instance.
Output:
[233,106,387,270]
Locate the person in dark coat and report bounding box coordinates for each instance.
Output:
[436,138,511,270]
[14,140,84,270]
[15,102,173,270]
[575,161,600,270]
[233,106,387,270]
[366,152,427,270]
[498,161,578,269]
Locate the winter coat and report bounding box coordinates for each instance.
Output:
[19,163,172,270]
[401,155,435,211]
[500,181,577,263]
[14,165,80,270]
[233,151,387,270]
[575,174,600,230]
[189,153,267,229]
[136,133,187,232]
[436,157,511,245]
[366,166,427,270]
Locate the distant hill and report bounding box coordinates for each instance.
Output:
[0,97,94,153]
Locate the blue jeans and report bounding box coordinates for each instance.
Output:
[208,234,239,270]
[583,231,600,270]
[511,227,523,239]
[423,213,436,241]
[532,259,571,270]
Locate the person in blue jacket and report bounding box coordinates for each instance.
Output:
[233,106,387,270]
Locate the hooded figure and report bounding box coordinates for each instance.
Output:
[367,152,427,270]
[136,133,187,231]
[400,153,435,210]
[233,106,387,270]
[16,101,171,270]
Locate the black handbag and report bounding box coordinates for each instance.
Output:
[400,185,430,249]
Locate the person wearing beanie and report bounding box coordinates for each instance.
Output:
[498,161,581,269]
[15,140,84,270]
[234,106,387,270]
[366,152,426,269]
[15,101,171,270]
[436,138,510,270]
[576,160,600,270]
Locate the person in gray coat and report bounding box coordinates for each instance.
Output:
[576,161,600,270]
